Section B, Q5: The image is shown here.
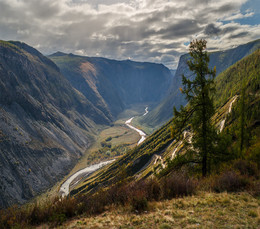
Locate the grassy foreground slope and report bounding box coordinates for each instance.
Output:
[59,192,259,229]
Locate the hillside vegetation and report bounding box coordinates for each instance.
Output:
[70,49,260,195]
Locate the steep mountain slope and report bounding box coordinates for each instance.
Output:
[170,69,176,77]
[49,53,173,120]
[71,49,260,196]
[0,41,110,208]
[139,39,260,128]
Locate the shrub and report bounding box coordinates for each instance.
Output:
[48,213,66,227]
[145,178,162,201]
[0,206,20,229]
[131,189,148,213]
[232,159,258,177]
[160,223,172,229]
[248,210,257,218]
[213,170,249,192]
[29,203,45,225]
[27,197,78,226]
[78,190,109,215]
[247,141,260,168]
[106,182,131,206]
[161,172,197,199]
[105,137,112,142]
[105,179,160,212]
[249,180,260,197]
[86,196,106,215]
[101,141,111,148]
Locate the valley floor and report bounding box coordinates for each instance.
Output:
[41,192,259,229]
[32,110,142,202]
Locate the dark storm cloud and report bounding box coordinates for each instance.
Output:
[159,20,201,39]
[204,23,249,40]
[222,26,240,34]
[0,0,259,69]
[229,31,249,39]
[204,24,221,36]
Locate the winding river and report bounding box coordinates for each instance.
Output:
[125,107,148,145]
[59,160,115,197]
[59,107,148,197]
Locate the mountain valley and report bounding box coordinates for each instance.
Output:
[62,44,259,210]
[0,40,173,208]
[0,38,259,229]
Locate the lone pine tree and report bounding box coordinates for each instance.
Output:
[172,39,217,177]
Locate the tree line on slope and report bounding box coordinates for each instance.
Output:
[163,40,260,179]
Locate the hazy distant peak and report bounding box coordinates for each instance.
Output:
[48,51,68,57]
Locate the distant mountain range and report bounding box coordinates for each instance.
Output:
[49,53,173,121]
[138,39,260,128]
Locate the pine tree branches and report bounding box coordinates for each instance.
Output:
[172,39,217,177]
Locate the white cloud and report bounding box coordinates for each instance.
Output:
[223,11,254,21]
[0,0,259,69]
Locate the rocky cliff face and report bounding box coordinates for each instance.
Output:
[49,54,173,120]
[0,41,110,208]
[140,39,260,128]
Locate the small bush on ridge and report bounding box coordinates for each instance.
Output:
[161,172,197,199]
[213,170,249,192]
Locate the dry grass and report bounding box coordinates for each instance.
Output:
[97,124,139,148]
[53,192,259,229]
[0,175,197,228]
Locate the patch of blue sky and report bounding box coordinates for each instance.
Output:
[236,0,260,25]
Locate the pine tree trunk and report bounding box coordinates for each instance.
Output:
[202,89,207,177]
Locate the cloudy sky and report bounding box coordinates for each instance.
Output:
[0,0,260,69]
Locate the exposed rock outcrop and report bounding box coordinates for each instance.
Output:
[0,41,110,207]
